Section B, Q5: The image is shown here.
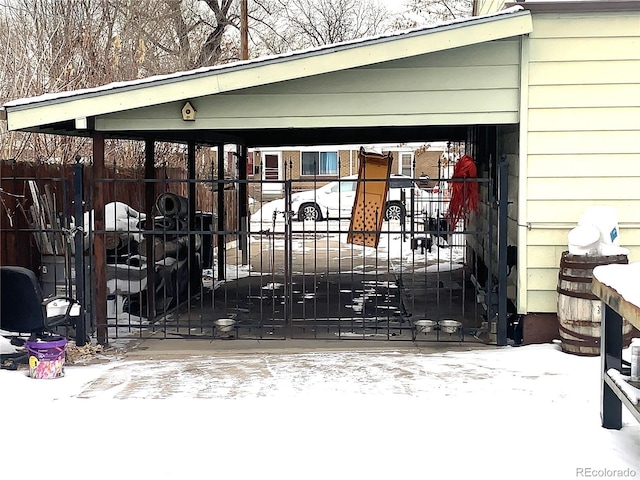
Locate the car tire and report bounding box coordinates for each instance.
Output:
[298,203,323,221]
[385,202,405,221]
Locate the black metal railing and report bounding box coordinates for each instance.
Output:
[2,162,507,346]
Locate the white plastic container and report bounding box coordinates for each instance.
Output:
[579,206,620,246]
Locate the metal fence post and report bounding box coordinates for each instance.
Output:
[238,144,249,265]
[497,154,509,346]
[217,143,226,281]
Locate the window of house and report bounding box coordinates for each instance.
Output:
[400,153,413,176]
[301,151,339,176]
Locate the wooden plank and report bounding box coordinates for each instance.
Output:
[347,149,392,248]
[43,184,64,255]
[93,132,108,346]
[40,192,59,255]
[592,276,640,331]
[28,180,54,255]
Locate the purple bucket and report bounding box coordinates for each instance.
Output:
[26,337,67,379]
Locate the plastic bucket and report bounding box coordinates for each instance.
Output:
[26,336,67,379]
[578,206,620,246]
[567,225,600,255]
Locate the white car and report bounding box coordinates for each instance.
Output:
[291,174,444,222]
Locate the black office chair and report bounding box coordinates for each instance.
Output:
[1,266,81,369]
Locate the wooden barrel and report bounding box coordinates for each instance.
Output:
[557,251,633,355]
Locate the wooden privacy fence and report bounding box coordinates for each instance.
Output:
[0,160,238,270]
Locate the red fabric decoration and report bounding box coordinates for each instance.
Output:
[446,155,479,229]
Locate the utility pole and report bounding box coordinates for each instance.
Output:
[241,0,248,60]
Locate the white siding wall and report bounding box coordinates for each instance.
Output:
[99,40,522,130]
[524,11,640,313]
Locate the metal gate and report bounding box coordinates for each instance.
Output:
[233,172,496,342]
[3,157,506,346]
[147,160,503,344]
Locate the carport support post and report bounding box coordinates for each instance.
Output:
[497,155,509,346]
[73,160,86,346]
[217,143,225,281]
[144,138,156,321]
[93,132,108,345]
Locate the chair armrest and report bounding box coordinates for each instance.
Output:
[42,297,82,328]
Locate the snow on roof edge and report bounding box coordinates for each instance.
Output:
[3,6,525,109]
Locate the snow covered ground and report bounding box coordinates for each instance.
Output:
[1,342,638,479]
[2,200,638,479]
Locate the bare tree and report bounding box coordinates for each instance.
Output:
[0,0,244,164]
[0,0,110,162]
[131,0,245,70]
[393,0,473,29]
[0,0,402,165]
[251,0,392,54]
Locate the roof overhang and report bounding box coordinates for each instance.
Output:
[2,6,533,145]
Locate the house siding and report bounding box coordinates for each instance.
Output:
[99,40,523,131]
[524,10,640,313]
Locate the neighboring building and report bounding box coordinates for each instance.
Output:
[243,144,445,198]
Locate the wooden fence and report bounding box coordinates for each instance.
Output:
[0,160,238,270]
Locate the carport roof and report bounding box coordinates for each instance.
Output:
[2,5,533,146]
